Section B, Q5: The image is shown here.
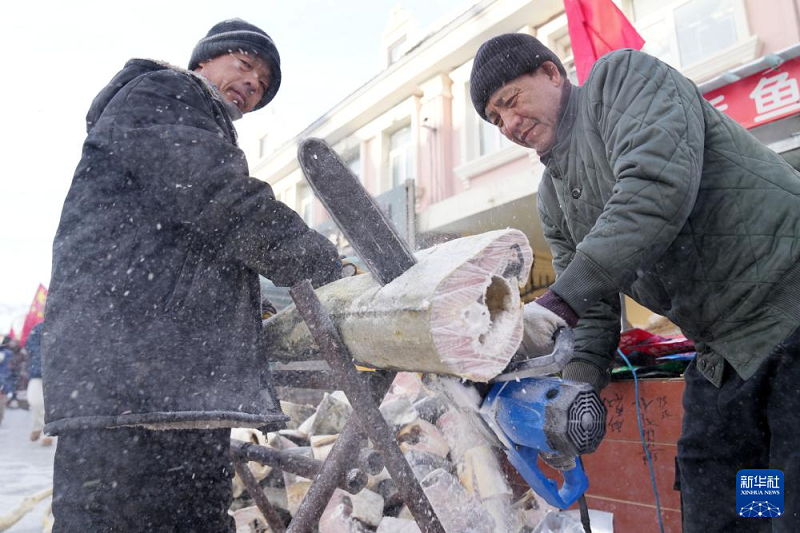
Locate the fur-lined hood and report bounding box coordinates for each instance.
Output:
[85,58,239,134]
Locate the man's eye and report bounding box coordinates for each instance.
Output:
[239,58,252,69]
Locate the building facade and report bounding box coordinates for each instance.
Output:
[250,0,800,326]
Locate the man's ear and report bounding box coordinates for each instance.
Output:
[193,59,210,73]
[541,61,563,85]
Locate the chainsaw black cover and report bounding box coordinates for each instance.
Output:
[298,138,416,286]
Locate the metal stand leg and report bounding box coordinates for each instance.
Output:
[290,280,446,533]
[230,440,368,494]
[232,458,287,533]
[288,372,392,532]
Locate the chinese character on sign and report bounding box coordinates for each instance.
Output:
[750,72,800,123]
[768,476,780,489]
[709,94,728,112]
[741,476,753,489]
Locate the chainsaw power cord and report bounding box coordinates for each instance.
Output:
[617,348,666,533]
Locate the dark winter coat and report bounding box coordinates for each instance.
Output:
[43,59,341,434]
[539,50,800,388]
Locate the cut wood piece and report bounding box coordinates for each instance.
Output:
[397,419,449,458]
[457,444,512,500]
[310,434,338,462]
[230,428,271,499]
[283,447,314,516]
[320,488,385,529]
[310,393,352,436]
[280,401,316,430]
[420,468,496,533]
[437,408,492,463]
[379,396,418,431]
[376,517,422,533]
[263,229,532,382]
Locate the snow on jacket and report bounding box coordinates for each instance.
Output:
[43,59,341,434]
[538,49,800,387]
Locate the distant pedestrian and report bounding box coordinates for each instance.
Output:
[0,336,10,424]
[4,337,25,408]
[25,323,50,446]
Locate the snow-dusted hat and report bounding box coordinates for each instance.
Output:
[189,18,281,110]
[470,33,565,121]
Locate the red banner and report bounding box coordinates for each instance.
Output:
[704,56,800,130]
[19,284,48,347]
[564,0,645,83]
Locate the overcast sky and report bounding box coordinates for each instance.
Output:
[0,0,472,331]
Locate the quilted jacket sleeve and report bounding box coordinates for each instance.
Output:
[539,176,621,384]
[110,69,340,287]
[550,50,704,316]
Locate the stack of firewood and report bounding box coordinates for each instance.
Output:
[230,372,557,533]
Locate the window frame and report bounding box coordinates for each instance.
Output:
[387,124,414,189]
[628,0,753,72]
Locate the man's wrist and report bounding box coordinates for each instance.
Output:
[536,290,579,328]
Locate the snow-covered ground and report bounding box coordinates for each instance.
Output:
[0,407,55,532]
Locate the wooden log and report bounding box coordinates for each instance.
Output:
[263,229,532,382]
[0,488,52,531]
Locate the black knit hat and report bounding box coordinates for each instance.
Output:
[470,33,565,121]
[189,18,281,110]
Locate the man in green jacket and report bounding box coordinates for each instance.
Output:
[471,33,800,532]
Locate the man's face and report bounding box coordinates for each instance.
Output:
[194,51,271,114]
[484,62,564,154]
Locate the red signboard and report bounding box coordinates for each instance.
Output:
[704,56,800,130]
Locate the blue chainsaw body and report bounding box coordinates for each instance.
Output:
[480,377,603,509]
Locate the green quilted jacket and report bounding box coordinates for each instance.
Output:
[539,49,800,387]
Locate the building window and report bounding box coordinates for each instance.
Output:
[299,189,314,226]
[388,36,407,65]
[553,34,578,86]
[631,0,664,19]
[389,126,414,188]
[346,151,362,181]
[632,0,747,70]
[478,118,511,157]
[674,0,738,66]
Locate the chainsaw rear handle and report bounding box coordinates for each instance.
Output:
[491,327,575,382]
[505,445,589,509]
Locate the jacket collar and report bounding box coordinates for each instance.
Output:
[539,81,580,174]
[86,59,238,142]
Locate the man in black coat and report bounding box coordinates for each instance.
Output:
[42,19,341,532]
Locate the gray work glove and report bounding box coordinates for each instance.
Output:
[519,302,567,357]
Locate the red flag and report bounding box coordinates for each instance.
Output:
[19,284,48,347]
[564,0,645,83]
[7,327,16,341]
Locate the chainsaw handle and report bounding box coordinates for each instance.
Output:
[491,327,575,382]
[504,445,589,509]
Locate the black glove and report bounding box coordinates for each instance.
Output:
[561,360,610,393]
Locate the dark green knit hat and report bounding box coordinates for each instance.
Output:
[470,33,565,121]
[189,18,281,110]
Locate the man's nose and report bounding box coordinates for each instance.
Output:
[500,111,521,139]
